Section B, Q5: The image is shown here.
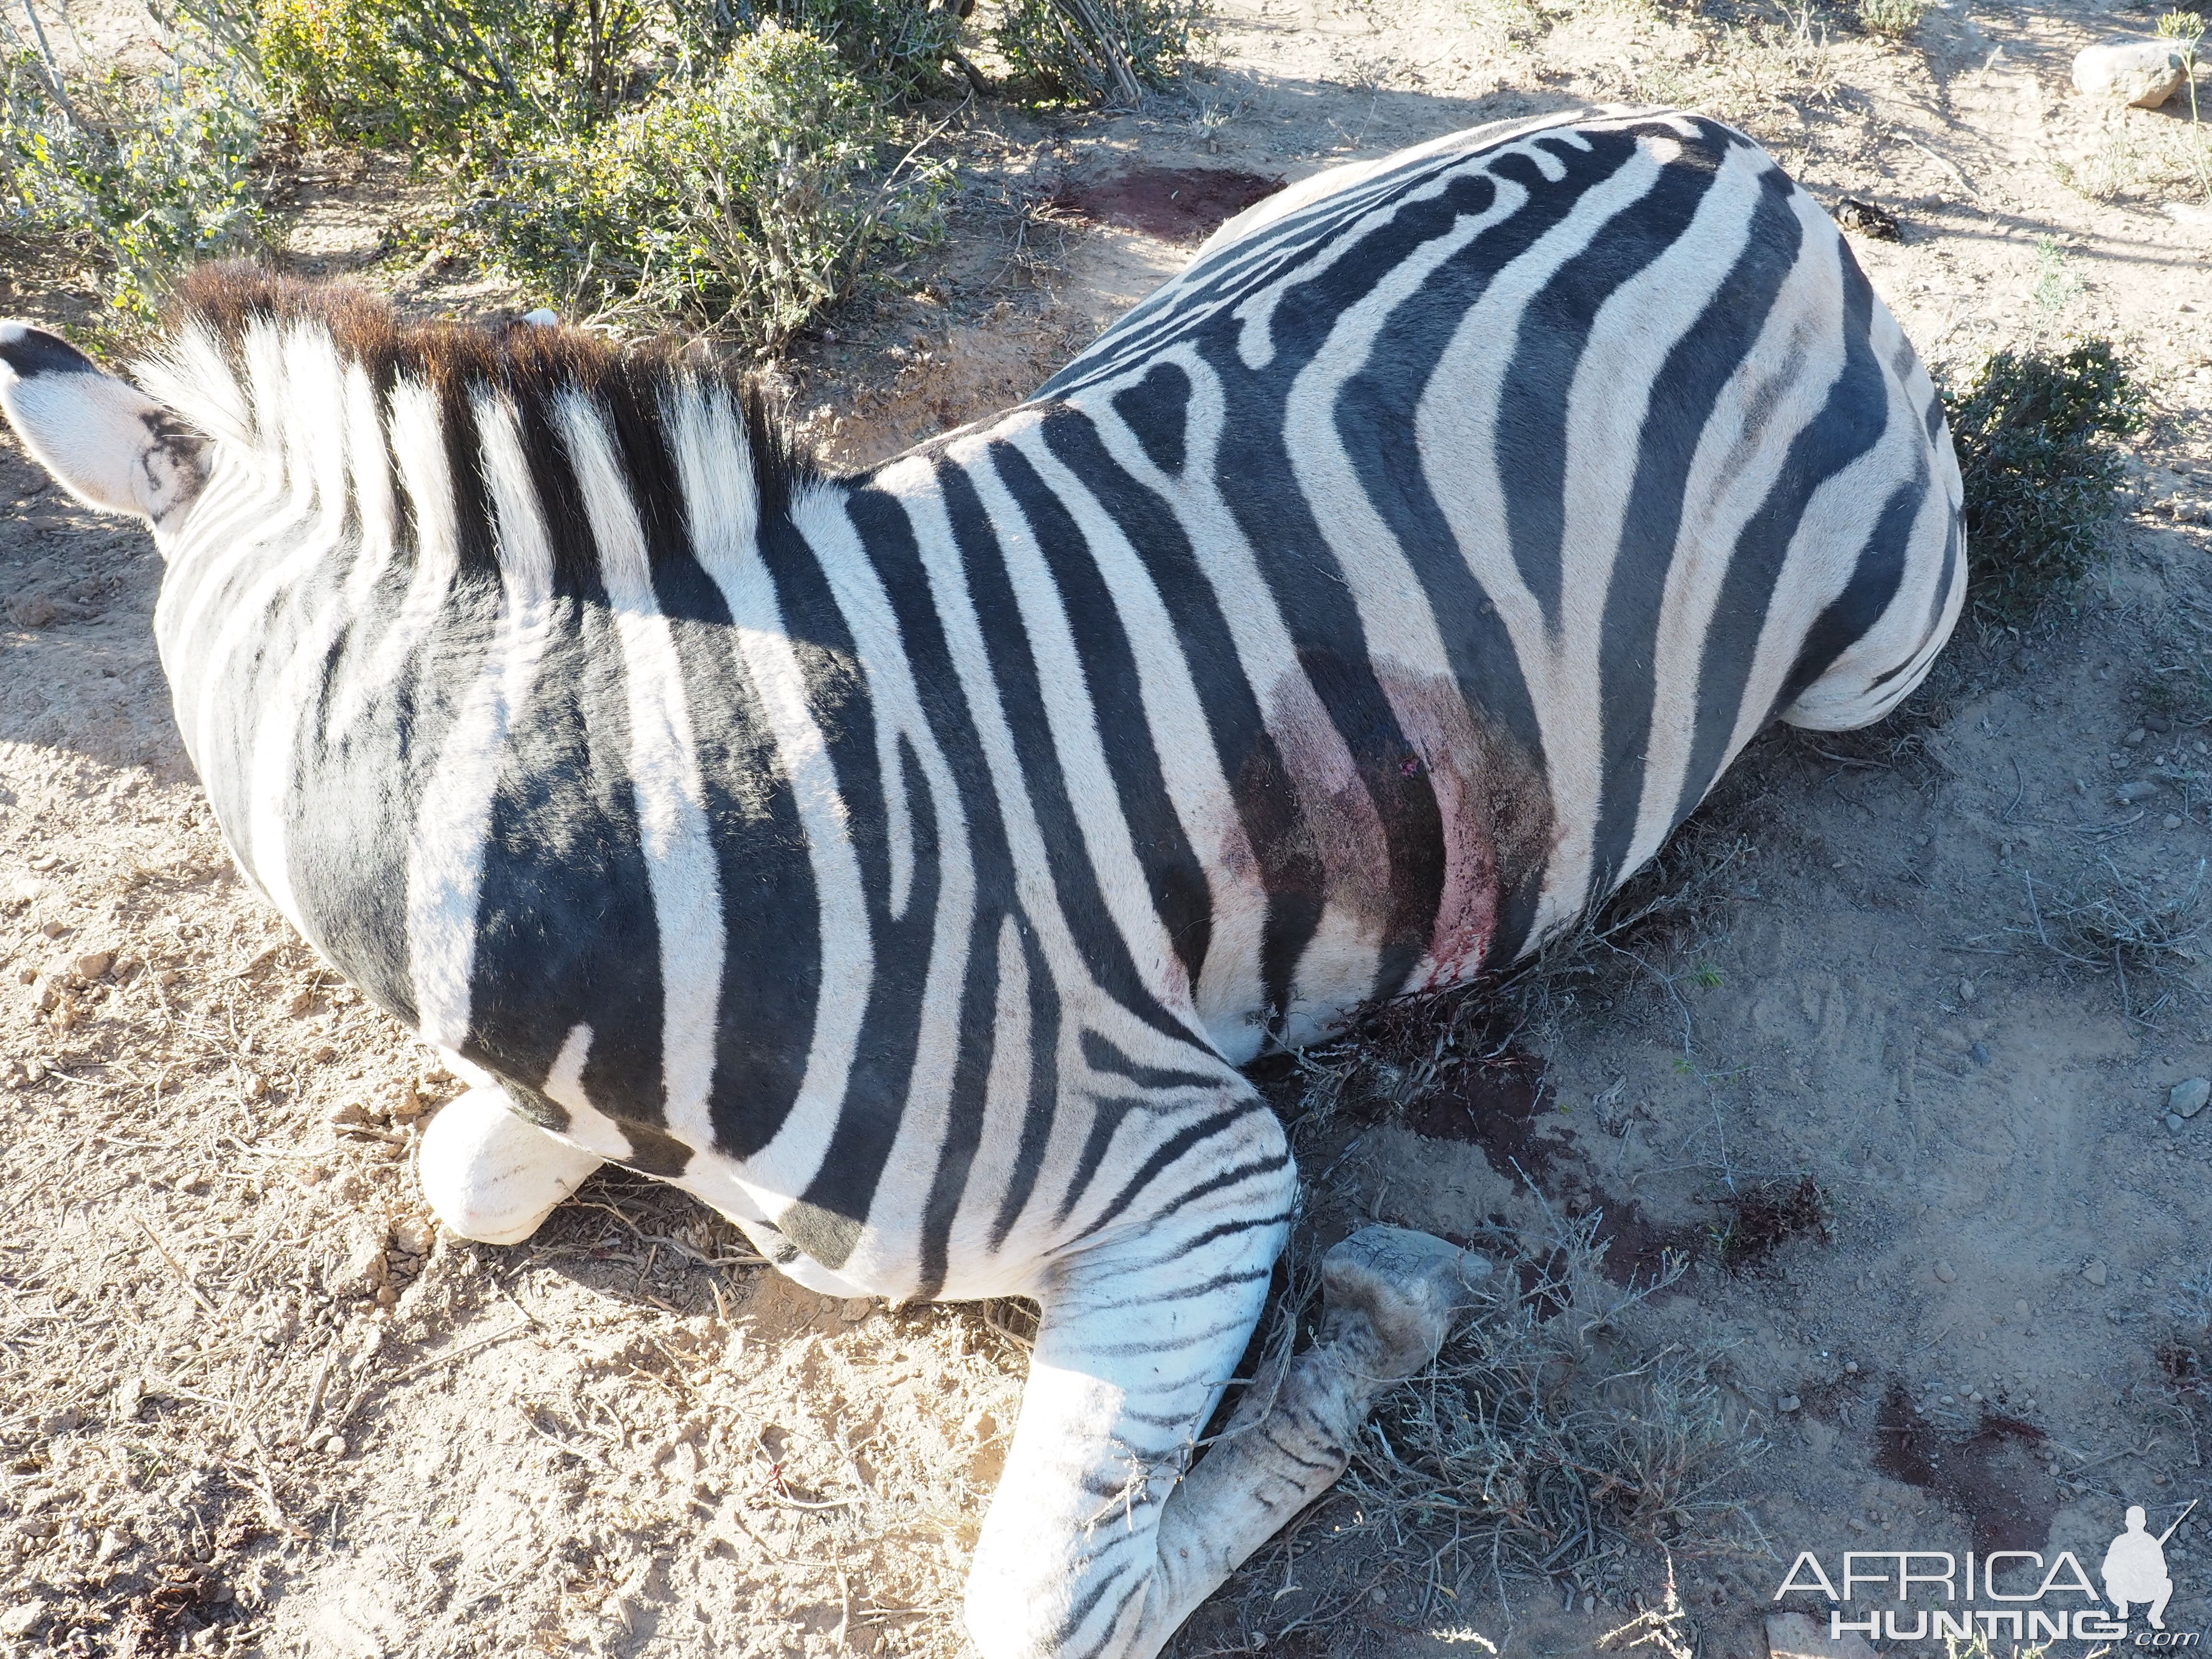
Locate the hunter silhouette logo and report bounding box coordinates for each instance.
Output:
[2105,1501,2195,1630]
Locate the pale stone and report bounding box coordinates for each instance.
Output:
[2072,41,2187,108]
[2168,1077,2211,1118]
[1769,1610,1879,1659]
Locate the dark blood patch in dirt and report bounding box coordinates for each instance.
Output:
[1382,1042,1698,1288]
[1312,995,1704,1289]
[1873,1384,2057,1552]
[1054,166,1284,242]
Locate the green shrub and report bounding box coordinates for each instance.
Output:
[771,0,965,100]
[469,24,945,349]
[258,0,960,149]
[1945,338,2146,625]
[256,0,646,148]
[0,19,264,316]
[993,0,1205,103]
[1856,0,1927,39]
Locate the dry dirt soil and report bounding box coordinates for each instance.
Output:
[5,0,2212,1654]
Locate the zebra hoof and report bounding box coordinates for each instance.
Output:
[1318,1226,1490,1382]
[419,1086,603,1246]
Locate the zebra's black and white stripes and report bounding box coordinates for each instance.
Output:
[0,105,1960,1659]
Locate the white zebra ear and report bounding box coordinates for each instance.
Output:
[0,320,206,524]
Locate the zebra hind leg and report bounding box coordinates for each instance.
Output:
[962,1111,1482,1658]
[1126,1226,1488,1652]
[417,1084,605,1246]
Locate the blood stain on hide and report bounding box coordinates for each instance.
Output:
[1054,167,1285,243]
[1872,1384,2057,1552]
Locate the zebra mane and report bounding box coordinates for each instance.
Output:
[133,264,815,579]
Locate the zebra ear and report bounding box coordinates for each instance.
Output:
[0,321,206,524]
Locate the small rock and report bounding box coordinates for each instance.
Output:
[839,1298,873,1323]
[1770,1609,1878,1659]
[2169,1078,2211,1118]
[322,1435,349,1459]
[2118,781,2161,804]
[1940,1393,1955,1405]
[2084,1260,2109,1286]
[2147,714,2174,733]
[2167,1112,2187,1134]
[2166,814,2186,830]
[39,1405,80,1436]
[1968,1390,1984,1403]
[1833,196,1901,240]
[2073,40,2188,107]
[1843,1359,1858,1373]
[1958,977,1976,1003]
[328,1102,369,1127]
[1970,1042,1991,1067]
[2127,728,2148,746]
[114,1377,144,1420]
[72,950,113,980]
[40,919,65,938]
[1777,1394,1801,1412]
[5,592,59,629]
[0,1600,46,1639]
[1934,1260,1957,1283]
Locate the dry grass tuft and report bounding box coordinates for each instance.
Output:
[1707,1174,1832,1274]
[2019,856,2210,1021]
[1190,1209,1764,1647]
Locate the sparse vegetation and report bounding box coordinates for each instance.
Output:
[2160,9,2209,200]
[993,0,1208,103]
[1708,1174,1830,1273]
[1943,337,2146,625]
[1208,1210,1761,1642]
[2020,857,2209,1019]
[1855,0,1928,40]
[469,24,947,347]
[0,10,265,316]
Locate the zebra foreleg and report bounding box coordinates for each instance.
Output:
[417,1085,605,1246]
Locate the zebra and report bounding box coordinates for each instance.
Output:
[0,106,1960,1659]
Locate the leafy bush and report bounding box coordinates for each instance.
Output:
[259,0,961,148]
[1944,338,2146,624]
[0,16,264,316]
[1856,0,1928,40]
[771,0,965,99]
[994,0,1205,103]
[257,0,647,148]
[469,24,945,349]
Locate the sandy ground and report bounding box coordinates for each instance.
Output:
[5,0,2212,1653]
